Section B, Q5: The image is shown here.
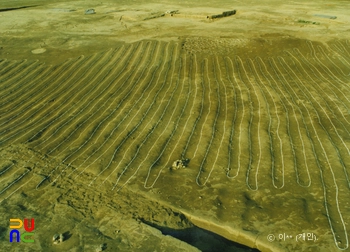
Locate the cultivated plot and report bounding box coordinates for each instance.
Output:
[0,38,350,251]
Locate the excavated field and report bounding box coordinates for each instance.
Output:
[1,0,350,251]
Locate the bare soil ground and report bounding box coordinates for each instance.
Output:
[1,1,350,251]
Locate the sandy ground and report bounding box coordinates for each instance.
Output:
[0,145,254,251]
[1,0,350,251]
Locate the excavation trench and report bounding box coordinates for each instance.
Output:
[139,216,260,252]
[0,6,38,12]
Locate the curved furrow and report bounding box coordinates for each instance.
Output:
[32,45,132,151]
[41,46,135,156]
[45,41,161,187]
[344,39,350,54]
[79,45,162,184]
[0,59,32,87]
[236,56,262,191]
[152,55,197,181]
[110,43,176,190]
[35,48,122,154]
[0,58,9,72]
[288,49,350,125]
[88,43,160,145]
[319,162,349,251]
[206,56,231,184]
[195,58,221,186]
[259,57,305,186]
[47,43,148,159]
[268,58,316,187]
[336,40,350,57]
[60,43,161,183]
[282,52,350,153]
[257,57,311,187]
[319,45,350,76]
[306,41,350,92]
[33,43,145,188]
[293,47,350,108]
[300,44,350,107]
[0,165,28,188]
[0,151,40,203]
[188,60,212,162]
[0,65,55,121]
[53,43,151,158]
[219,58,238,179]
[278,56,350,187]
[286,50,350,143]
[232,57,254,187]
[198,56,230,186]
[329,40,347,56]
[66,42,164,185]
[225,57,245,179]
[48,42,156,184]
[0,167,31,202]
[181,57,205,160]
[0,54,89,145]
[0,160,15,177]
[286,47,350,165]
[245,57,275,189]
[0,59,74,116]
[248,58,284,189]
[0,60,14,80]
[0,54,97,146]
[0,62,49,108]
[1,49,119,145]
[0,60,27,88]
[0,63,50,109]
[190,59,214,164]
[138,54,184,188]
[308,44,350,99]
[106,43,174,189]
[274,57,349,250]
[142,54,189,188]
[1,38,350,250]
[23,57,102,146]
[0,173,34,204]
[0,61,45,105]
